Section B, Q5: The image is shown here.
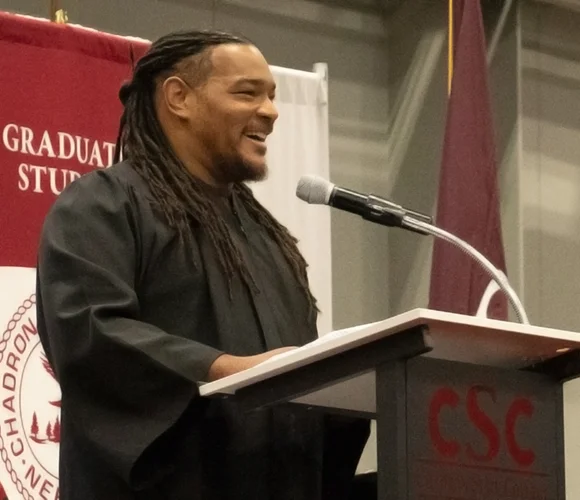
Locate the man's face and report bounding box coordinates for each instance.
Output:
[187,44,278,184]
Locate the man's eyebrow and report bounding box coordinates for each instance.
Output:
[233,78,276,89]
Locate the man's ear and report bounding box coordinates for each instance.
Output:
[161,76,195,120]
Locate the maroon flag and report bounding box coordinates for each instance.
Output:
[428,0,508,320]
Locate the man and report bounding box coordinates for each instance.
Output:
[36,30,368,499]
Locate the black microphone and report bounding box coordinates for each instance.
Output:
[295,175,432,234]
[295,177,530,323]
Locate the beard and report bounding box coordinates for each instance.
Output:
[212,153,268,184]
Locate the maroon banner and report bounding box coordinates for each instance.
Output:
[0,11,144,267]
[0,11,148,499]
[428,0,508,320]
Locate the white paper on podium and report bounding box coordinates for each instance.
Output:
[259,320,384,365]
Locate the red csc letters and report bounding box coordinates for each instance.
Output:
[428,385,536,467]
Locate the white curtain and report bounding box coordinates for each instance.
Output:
[250,64,333,335]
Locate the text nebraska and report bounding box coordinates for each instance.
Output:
[27,463,59,500]
[2,419,59,499]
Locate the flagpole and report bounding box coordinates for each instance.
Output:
[49,0,60,21]
[49,0,68,23]
[448,0,453,95]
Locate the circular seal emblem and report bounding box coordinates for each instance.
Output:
[0,294,60,500]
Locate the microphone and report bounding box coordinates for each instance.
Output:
[295,174,530,325]
[296,175,432,234]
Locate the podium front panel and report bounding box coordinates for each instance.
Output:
[404,357,563,500]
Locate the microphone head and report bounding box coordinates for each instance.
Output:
[296,175,334,205]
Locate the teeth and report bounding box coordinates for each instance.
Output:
[247,132,267,141]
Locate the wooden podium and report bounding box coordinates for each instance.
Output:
[199,309,580,499]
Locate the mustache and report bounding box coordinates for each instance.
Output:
[245,121,274,136]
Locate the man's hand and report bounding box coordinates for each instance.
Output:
[207,347,297,381]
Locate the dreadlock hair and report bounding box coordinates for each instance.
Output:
[114,30,317,311]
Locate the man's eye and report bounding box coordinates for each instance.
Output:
[237,90,256,96]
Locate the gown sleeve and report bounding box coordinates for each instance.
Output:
[35,171,223,490]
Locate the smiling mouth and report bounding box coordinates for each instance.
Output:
[245,133,267,143]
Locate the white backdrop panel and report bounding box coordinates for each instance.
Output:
[251,65,332,335]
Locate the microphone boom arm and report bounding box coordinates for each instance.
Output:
[402,216,529,325]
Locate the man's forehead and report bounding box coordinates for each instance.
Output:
[209,44,274,83]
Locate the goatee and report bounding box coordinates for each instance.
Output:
[214,157,268,184]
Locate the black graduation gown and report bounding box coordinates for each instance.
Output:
[35,162,369,500]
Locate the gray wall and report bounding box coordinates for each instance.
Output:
[521,0,580,330]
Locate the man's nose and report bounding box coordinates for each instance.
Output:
[258,97,279,122]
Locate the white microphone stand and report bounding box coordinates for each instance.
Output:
[402,216,529,325]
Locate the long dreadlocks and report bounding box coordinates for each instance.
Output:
[114,30,317,311]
